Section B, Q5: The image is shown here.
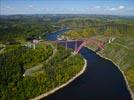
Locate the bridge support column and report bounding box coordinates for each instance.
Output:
[55,41,58,49]
[65,41,67,49]
[75,40,77,52]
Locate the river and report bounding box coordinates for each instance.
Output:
[44,29,132,100]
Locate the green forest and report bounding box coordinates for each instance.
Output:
[0,14,134,99]
[0,43,84,100]
[0,15,60,43]
[60,17,134,39]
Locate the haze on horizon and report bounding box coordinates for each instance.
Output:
[0,0,134,16]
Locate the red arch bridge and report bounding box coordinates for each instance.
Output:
[47,38,106,54]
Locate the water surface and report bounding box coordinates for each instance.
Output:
[43,29,132,100]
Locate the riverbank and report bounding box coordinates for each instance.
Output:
[85,43,134,100]
[96,52,134,100]
[31,58,87,100]
[97,36,134,99]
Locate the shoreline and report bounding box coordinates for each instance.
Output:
[56,36,134,99]
[94,50,134,100]
[31,58,87,100]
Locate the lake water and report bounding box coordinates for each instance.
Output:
[43,29,132,100]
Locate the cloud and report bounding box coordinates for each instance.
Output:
[94,6,101,9]
[1,6,16,14]
[27,5,41,11]
[109,7,117,11]
[28,5,34,9]
[29,5,33,8]
[119,6,125,9]
[4,6,15,10]
[41,8,50,11]
[106,5,125,11]
[5,6,11,9]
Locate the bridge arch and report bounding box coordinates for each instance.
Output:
[51,39,105,54]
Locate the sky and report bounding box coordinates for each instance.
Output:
[0,0,134,16]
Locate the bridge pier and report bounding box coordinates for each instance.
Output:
[75,40,78,52]
[65,41,67,50]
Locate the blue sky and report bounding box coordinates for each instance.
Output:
[0,0,134,15]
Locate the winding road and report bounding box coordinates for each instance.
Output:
[24,43,57,76]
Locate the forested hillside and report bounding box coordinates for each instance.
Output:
[0,15,60,43]
[59,17,134,39]
[99,36,134,94]
[0,14,134,99]
[59,16,134,95]
[0,43,84,100]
